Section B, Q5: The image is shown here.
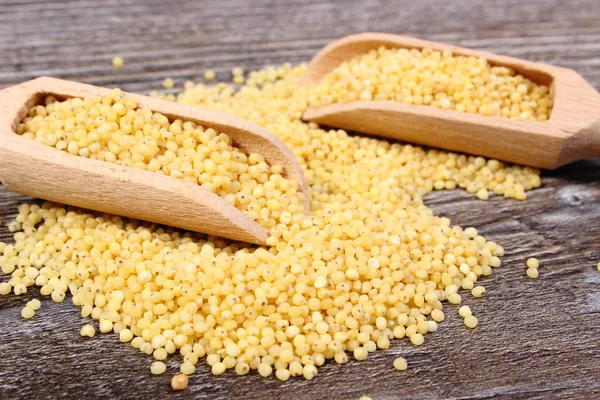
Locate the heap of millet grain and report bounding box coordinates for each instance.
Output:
[0,62,543,387]
[308,47,552,121]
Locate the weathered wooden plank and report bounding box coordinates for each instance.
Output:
[0,0,599,399]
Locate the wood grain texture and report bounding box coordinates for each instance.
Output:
[302,33,600,169]
[0,0,599,399]
[0,77,310,244]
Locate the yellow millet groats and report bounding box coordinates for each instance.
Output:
[308,47,552,121]
[27,298,42,310]
[162,77,175,89]
[21,306,35,319]
[0,62,543,388]
[80,324,96,337]
[526,257,540,268]
[204,70,216,81]
[464,315,479,329]
[471,286,485,298]
[526,268,539,279]
[16,91,303,230]
[393,356,407,371]
[526,258,540,279]
[171,374,189,390]
[0,282,12,295]
[112,57,124,70]
[458,305,472,318]
[151,361,167,375]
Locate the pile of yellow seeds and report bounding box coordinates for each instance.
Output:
[1,62,543,386]
[308,46,552,121]
[17,92,303,230]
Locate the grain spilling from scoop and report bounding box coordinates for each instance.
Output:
[0,62,543,389]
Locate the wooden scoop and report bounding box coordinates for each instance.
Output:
[303,33,600,169]
[0,77,310,245]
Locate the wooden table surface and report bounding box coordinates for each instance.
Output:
[1,1,599,399]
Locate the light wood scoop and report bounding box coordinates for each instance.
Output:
[0,77,310,245]
[303,32,600,169]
